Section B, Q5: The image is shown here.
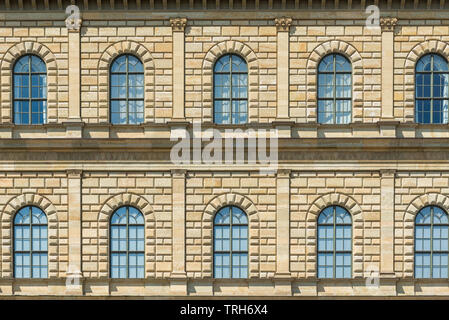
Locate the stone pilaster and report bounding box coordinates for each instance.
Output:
[170,169,187,294]
[380,169,395,277]
[274,169,291,295]
[66,12,82,122]
[380,17,397,120]
[275,17,292,120]
[171,18,187,120]
[66,169,83,295]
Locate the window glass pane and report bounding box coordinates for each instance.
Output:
[335,55,351,72]
[318,100,334,124]
[433,55,449,72]
[318,55,334,72]
[416,55,432,72]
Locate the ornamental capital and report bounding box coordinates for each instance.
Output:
[66,169,83,177]
[380,17,398,32]
[380,169,396,177]
[171,169,187,177]
[170,17,187,32]
[276,169,291,177]
[274,17,292,32]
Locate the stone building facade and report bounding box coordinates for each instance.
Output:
[0,0,448,298]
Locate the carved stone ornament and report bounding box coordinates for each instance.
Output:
[275,17,292,32]
[170,17,188,32]
[380,17,398,32]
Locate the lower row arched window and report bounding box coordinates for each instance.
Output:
[9,203,449,280]
[415,205,449,278]
[110,206,145,278]
[213,206,248,278]
[13,206,48,278]
[317,206,352,278]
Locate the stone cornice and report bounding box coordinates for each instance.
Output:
[2,0,449,11]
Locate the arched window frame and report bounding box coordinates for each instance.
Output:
[109,54,144,125]
[317,205,352,279]
[213,205,249,279]
[317,53,352,124]
[12,54,47,125]
[213,54,248,125]
[415,53,449,124]
[414,205,449,279]
[13,205,48,279]
[109,205,145,279]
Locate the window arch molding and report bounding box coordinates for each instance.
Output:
[306,40,363,123]
[306,192,363,278]
[98,192,155,278]
[404,40,449,122]
[98,41,155,123]
[400,193,449,278]
[0,193,59,278]
[201,193,259,278]
[0,41,58,123]
[202,40,259,123]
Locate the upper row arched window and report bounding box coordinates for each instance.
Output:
[13,55,47,125]
[415,53,449,124]
[110,54,144,125]
[213,54,248,124]
[8,52,449,126]
[317,54,352,124]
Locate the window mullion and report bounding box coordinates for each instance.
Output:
[126,206,129,278]
[126,56,129,124]
[29,56,32,125]
[230,55,233,124]
[431,56,434,123]
[333,206,336,278]
[230,206,233,278]
[332,55,337,124]
[29,206,33,278]
[431,207,434,278]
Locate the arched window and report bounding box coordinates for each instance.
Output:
[317,54,352,124]
[214,54,248,124]
[13,206,48,278]
[415,206,449,278]
[415,54,449,124]
[110,206,145,278]
[110,54,144,124]
[13,55,47,124]
[317,205,352,278]
[213,206,248,278]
